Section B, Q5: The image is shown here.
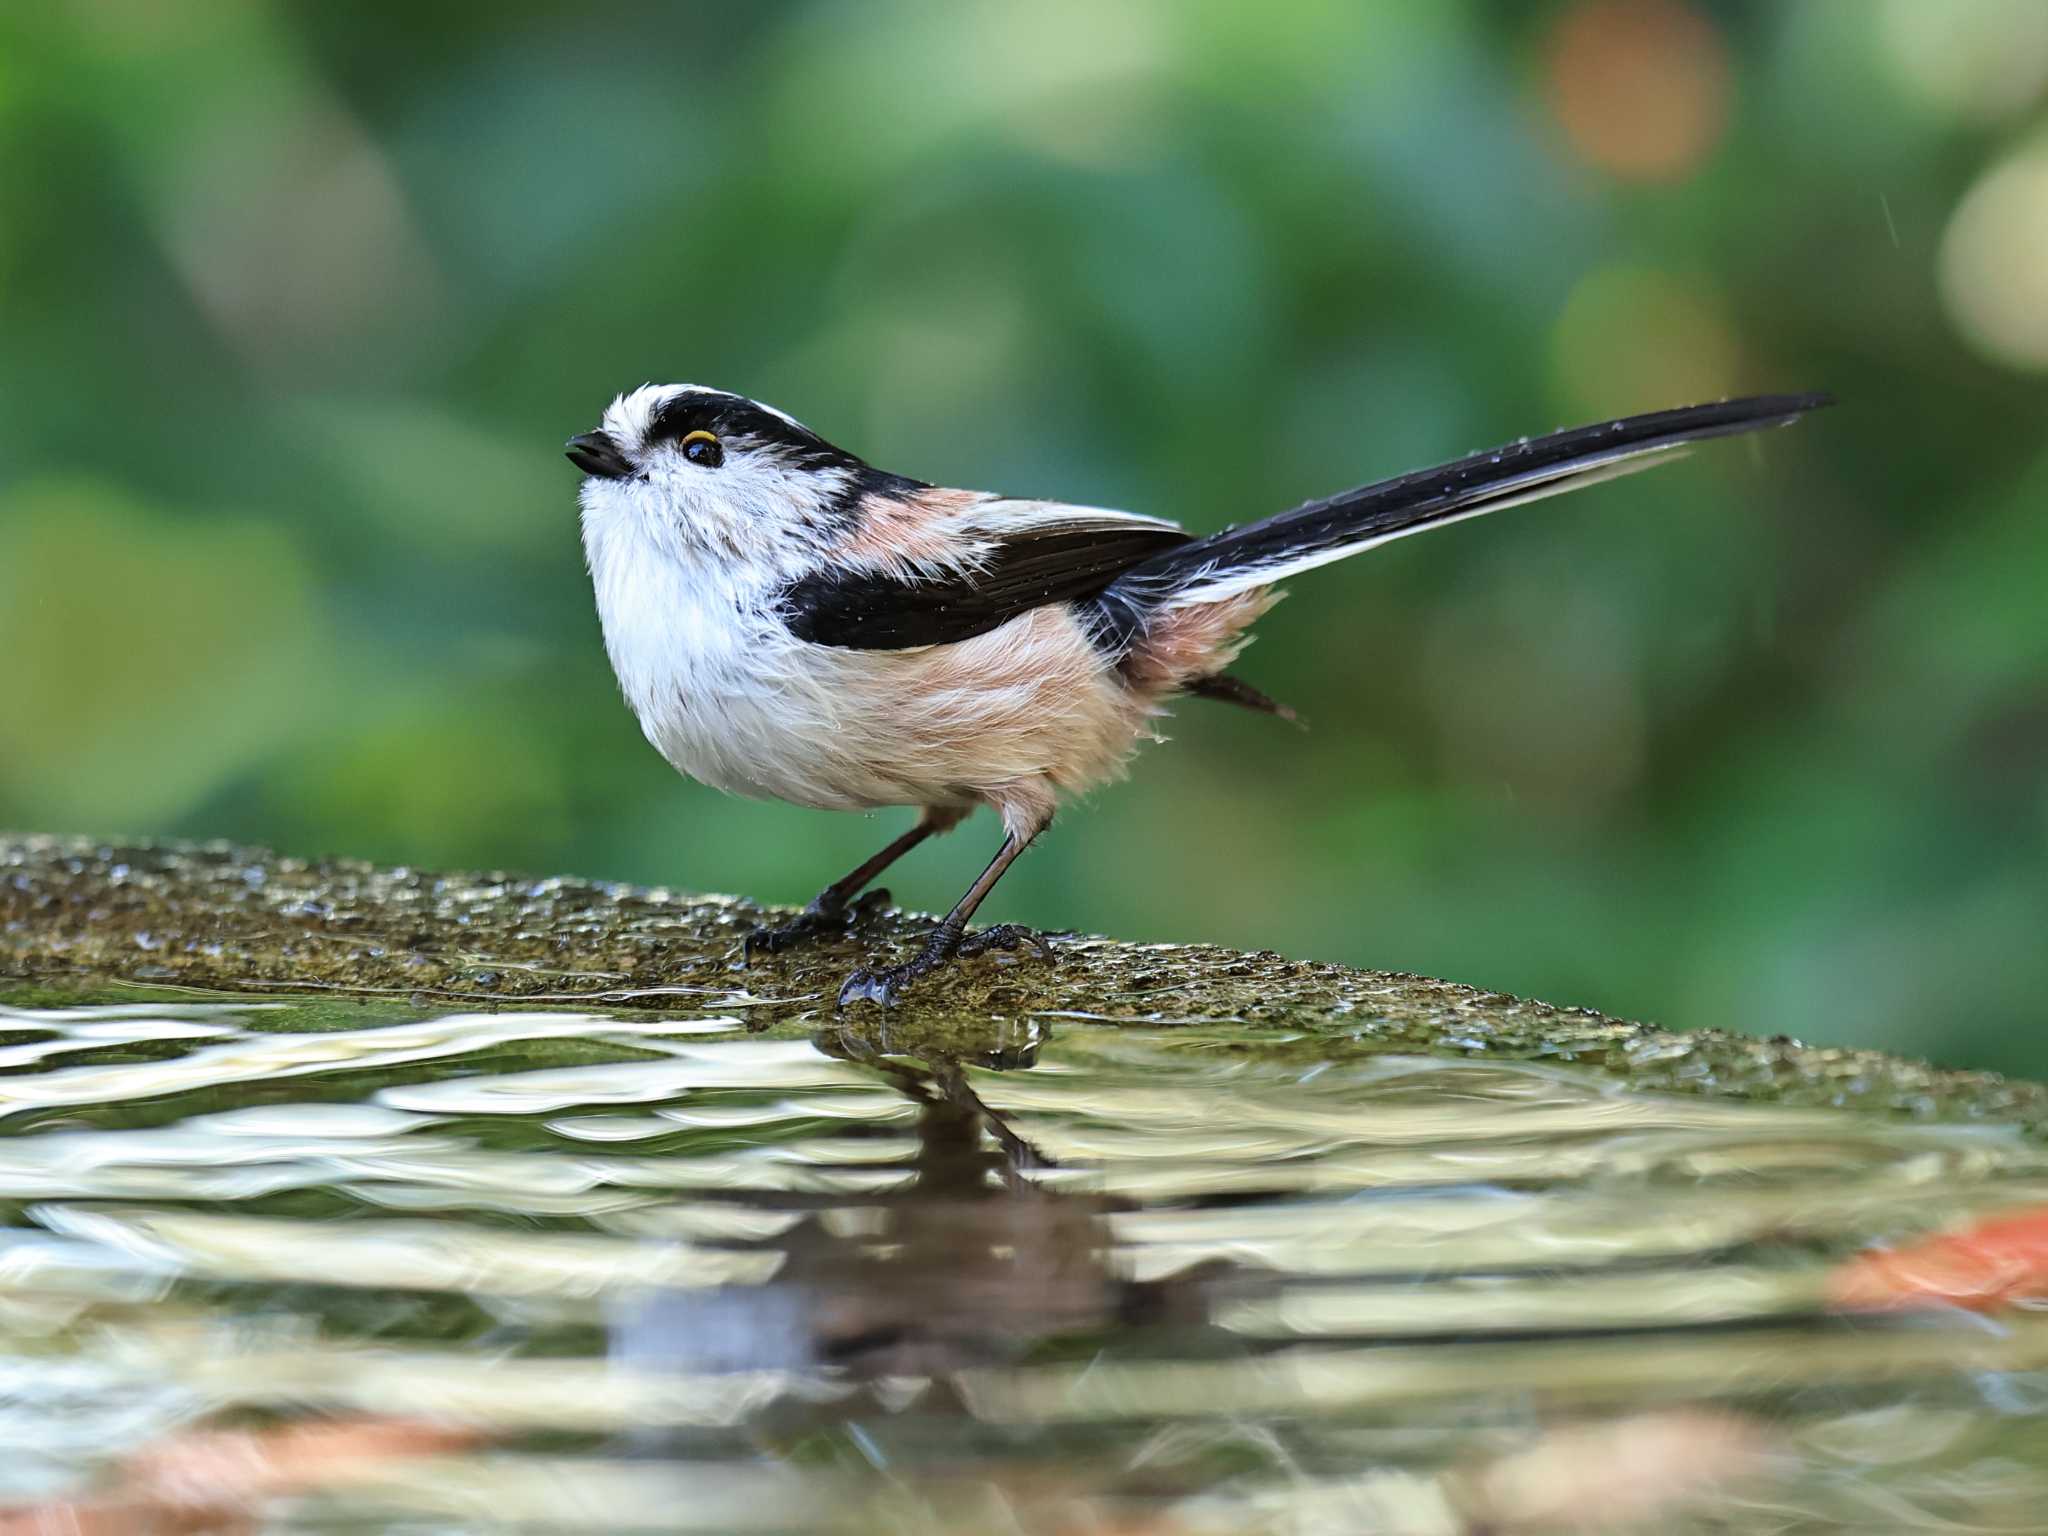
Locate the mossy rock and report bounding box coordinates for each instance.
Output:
[3,833,2039,1129]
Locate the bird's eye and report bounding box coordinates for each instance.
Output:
[680,430,723,468]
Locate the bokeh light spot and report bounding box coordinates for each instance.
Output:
[1543,0,1730,182]
[1940,143,2048,373]
[1880,0,2048,125]
[1549,265,1742,417]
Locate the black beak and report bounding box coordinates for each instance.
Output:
[565,431,633,480]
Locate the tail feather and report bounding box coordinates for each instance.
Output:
[1096,394,1830,631]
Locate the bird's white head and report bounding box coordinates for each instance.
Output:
[568,384,913,571]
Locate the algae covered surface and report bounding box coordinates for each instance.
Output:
[2,833,2041,1130]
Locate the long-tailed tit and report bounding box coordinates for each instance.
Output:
[569,386,1827,1006]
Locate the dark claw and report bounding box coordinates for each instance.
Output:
[837,924,957,1009]
[745,889,892,962]
[836,964,913,1009]
[836,923,1052,1008]
[744,911,833,961]
[837,946,949,1008]
[957,923,1054,961]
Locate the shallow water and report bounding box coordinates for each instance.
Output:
[0,986,2045,1532]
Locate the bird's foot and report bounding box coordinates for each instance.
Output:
[744,889,891,962]
[837,923,1053,1008]
[836,940,949,1010]
[958,923,1054,961]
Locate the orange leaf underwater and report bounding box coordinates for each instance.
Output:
[1828,1205,2048,1312]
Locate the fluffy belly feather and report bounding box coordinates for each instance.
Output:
[638,615,1153,815]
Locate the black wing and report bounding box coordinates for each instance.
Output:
[778,517,1192,650]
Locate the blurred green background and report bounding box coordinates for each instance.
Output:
[3,1,2045,1073]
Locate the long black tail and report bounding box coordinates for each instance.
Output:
[1094,393,1830,636]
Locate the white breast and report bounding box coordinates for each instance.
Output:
[581,499,851,809]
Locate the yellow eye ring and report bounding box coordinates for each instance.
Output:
[679,430,723,468]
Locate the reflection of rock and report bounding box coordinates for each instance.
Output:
[610,1040,1237,1385]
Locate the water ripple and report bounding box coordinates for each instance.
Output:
[0,989,2042,1531]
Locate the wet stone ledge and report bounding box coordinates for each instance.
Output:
[2,832,2040,1129]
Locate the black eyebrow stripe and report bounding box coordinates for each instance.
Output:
[646,394,822,452]
[642,392,911,489]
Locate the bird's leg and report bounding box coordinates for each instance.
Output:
[837,825,1047,1008]
[745,808,962,960]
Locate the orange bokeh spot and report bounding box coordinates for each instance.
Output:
[1544,0,1732,182]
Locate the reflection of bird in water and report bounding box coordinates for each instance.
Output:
[609,1029,1236,1387]
[598,1033,1777,1531]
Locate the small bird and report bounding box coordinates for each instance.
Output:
[569,386,1828,1006]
